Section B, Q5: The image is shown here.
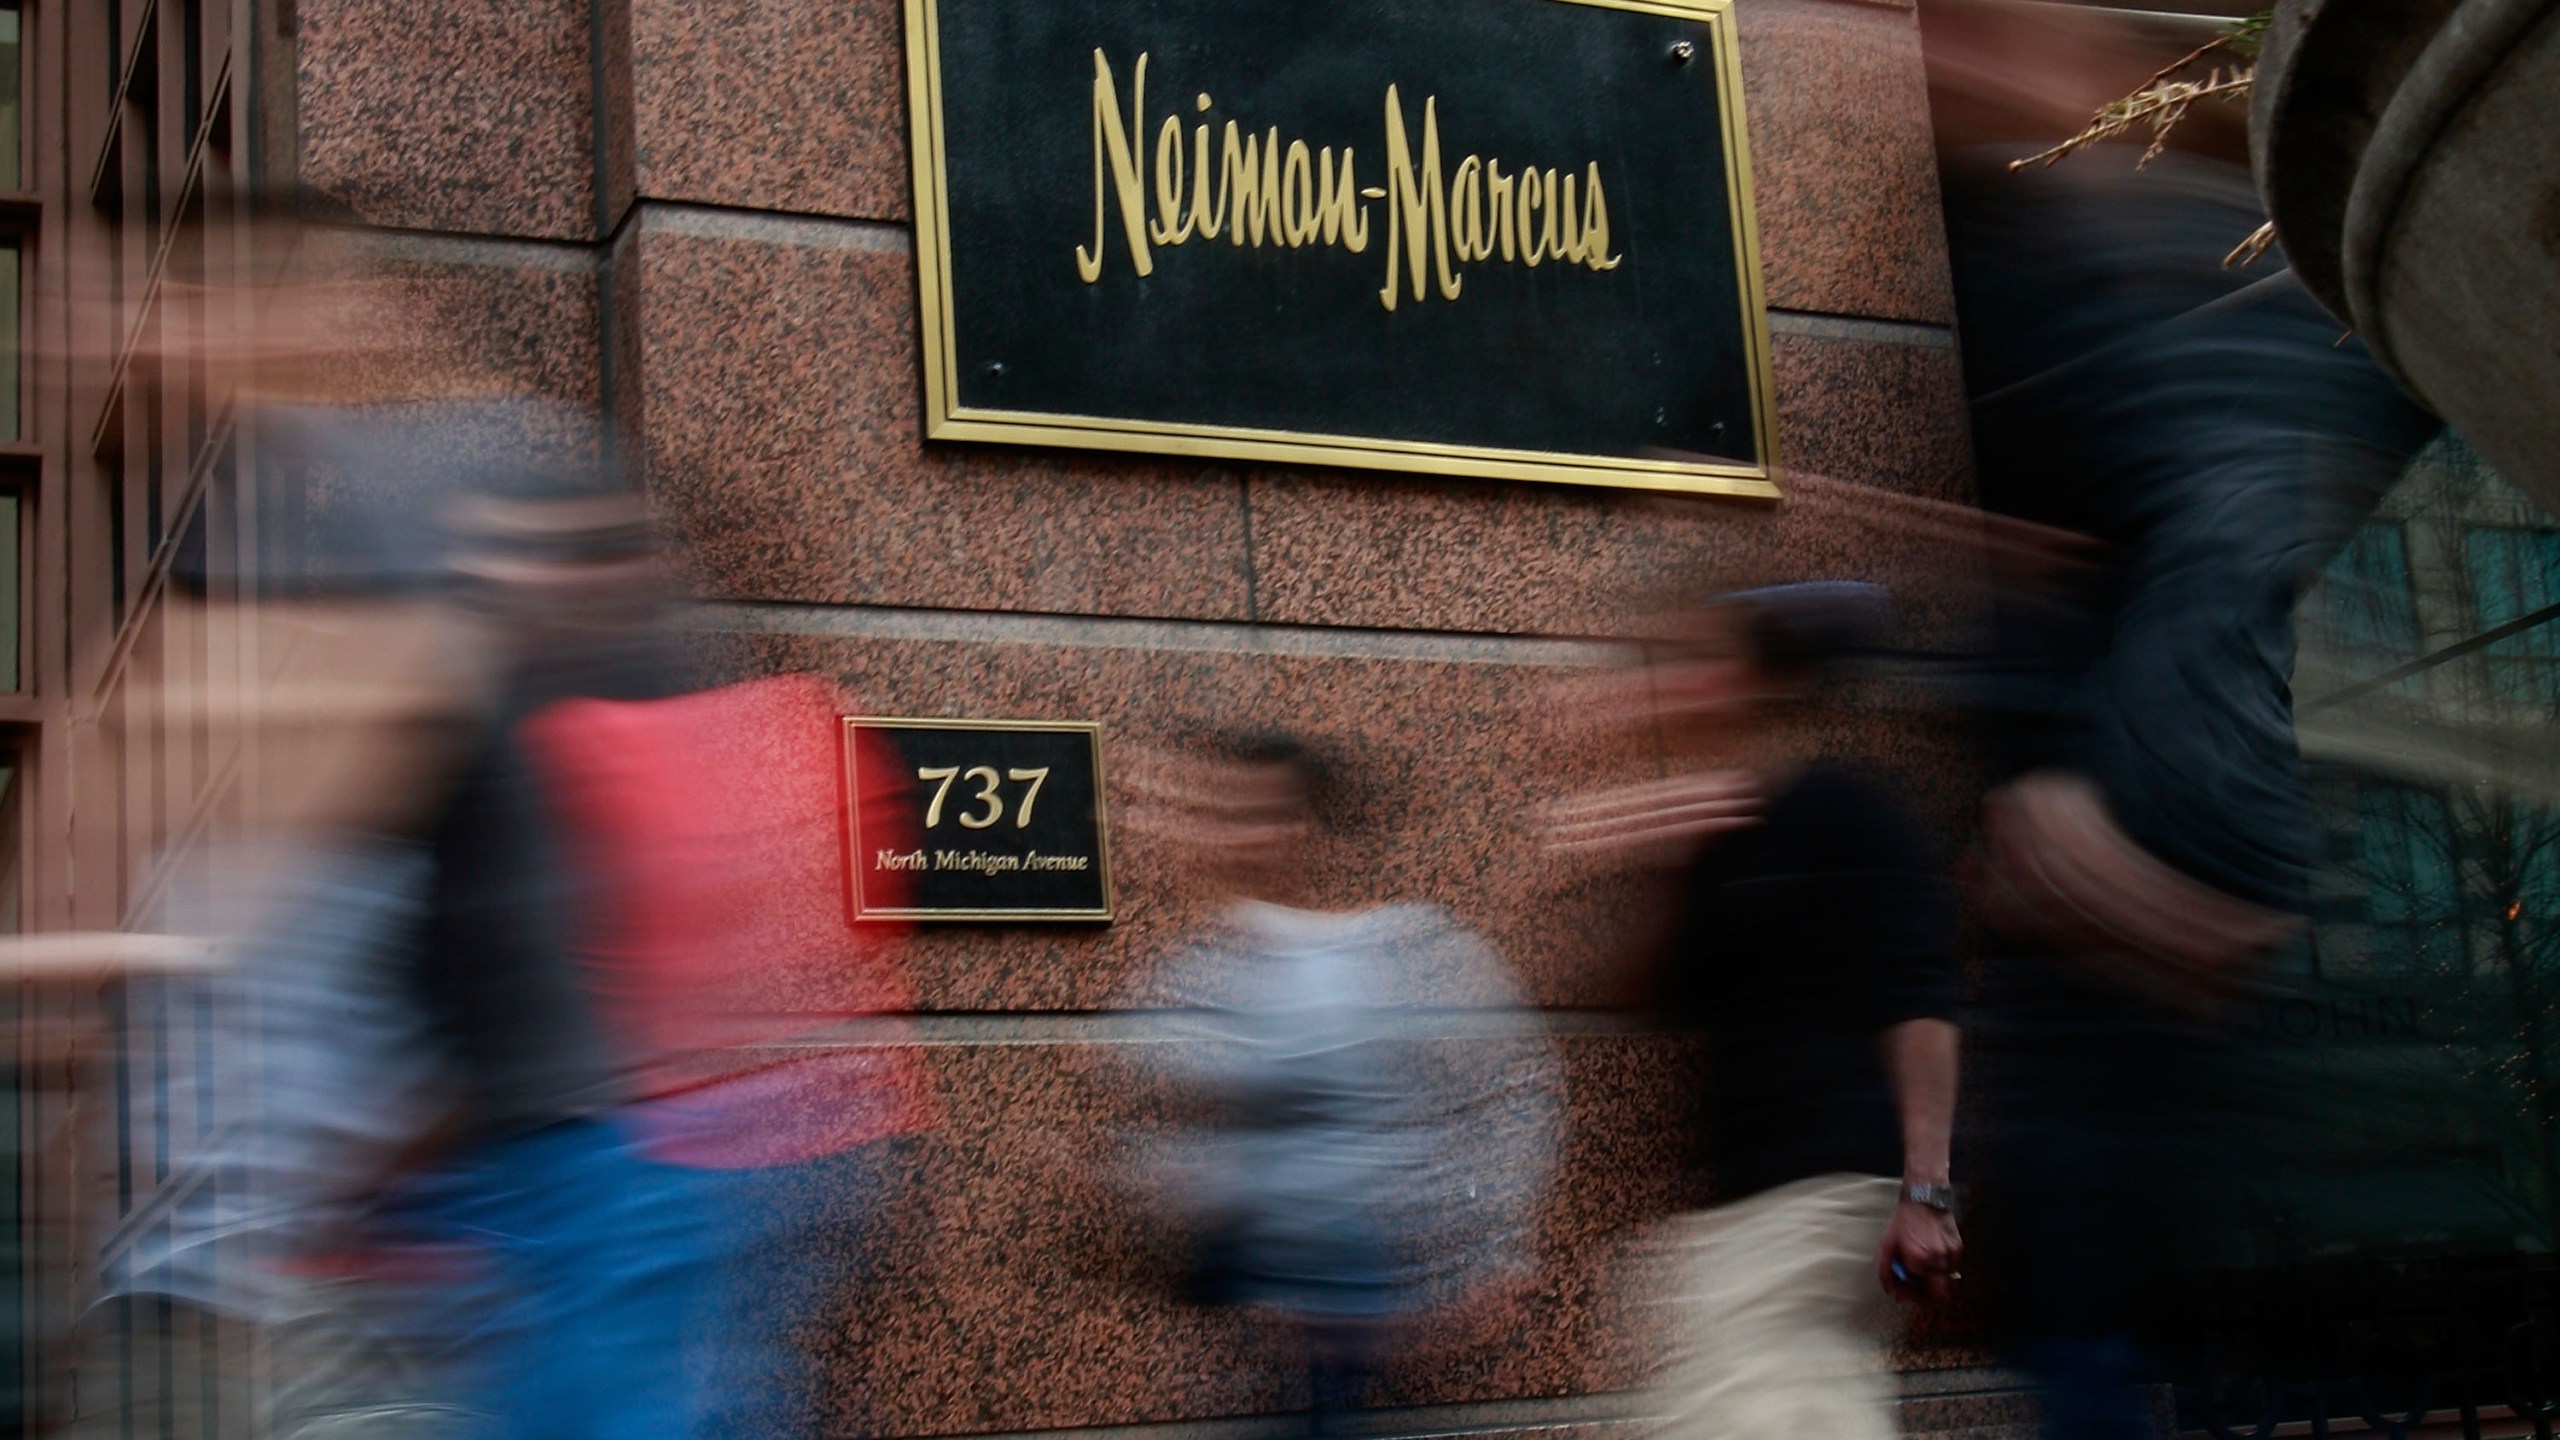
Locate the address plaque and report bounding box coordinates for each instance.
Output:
[844,717,1117,923]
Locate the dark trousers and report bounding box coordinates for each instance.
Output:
[1972,959,2236,1440]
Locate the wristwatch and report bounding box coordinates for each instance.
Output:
[1901,1181,1958,1215]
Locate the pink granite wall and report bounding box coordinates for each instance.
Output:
[289,0,1997,1434]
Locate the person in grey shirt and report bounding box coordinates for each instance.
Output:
[1144,732,1561,1433]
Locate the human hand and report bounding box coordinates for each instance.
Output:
[1877,1200,1963,1303]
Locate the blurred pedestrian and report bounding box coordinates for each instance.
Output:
[1929,19,2446,1425]
[27,215,525,1438]
[89,474,490,1440]
[1552,582,1961,1440]
[525,645,938,1439]
[1143,731,1561,1435]
[388,457,711,1440]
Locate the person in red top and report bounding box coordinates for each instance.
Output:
[527,675,935,1169]
[514,507,937,1440]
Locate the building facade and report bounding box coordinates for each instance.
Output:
[15,2,2556,1439]
[9,3,1983,1434]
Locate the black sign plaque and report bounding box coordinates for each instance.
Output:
[844,717,1116,922]
[904,0,1775,497]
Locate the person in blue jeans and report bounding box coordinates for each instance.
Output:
[393,419,712,1440]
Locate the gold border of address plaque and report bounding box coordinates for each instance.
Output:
[842,716,1118,923]
[902,0,1778,500]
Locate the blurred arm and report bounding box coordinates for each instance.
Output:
[0,932,225,982]
[1877,1017,1963,1300]
[1851,778,1964,1298]
[1884,1017,1958,1187]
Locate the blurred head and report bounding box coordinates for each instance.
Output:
[446,482,669,664]
[1196,730,1332,904]
[1653,582,1896,741]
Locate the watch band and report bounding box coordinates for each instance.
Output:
[1901,1181,1957,1214]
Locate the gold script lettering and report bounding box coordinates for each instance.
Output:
[1189,95,1225,239]
[1151,115,1193,244]
[1380,86,1462,309]
[1282,141,1322,247]
[1450,156,1486,262]
[1581,164,1623,270]
[1517,167,1544,267]
[1075,50,1153,282]
[1071,52,1624,303]
[1319,147,1369,251]
[1221,123,1283,247]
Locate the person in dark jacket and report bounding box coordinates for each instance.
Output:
[1934,109,2440,1440]
[1551,582,1961,1440]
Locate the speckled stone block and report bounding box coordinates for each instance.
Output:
[622,210,1255,620]
[1738,0,1956,324]
[296,0,598,241]
[700,626,1673,1014]
[627,0,912,221]
[1245,331,1972,638]
[1770,330,1974,505]
[1896,1385,2047,1436]
[1244,473,1760,640]
[320,241,606,416]
[807,1032,1698,1435]
[596,0,640,231]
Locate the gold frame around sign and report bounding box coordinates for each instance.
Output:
[902,0,1778,500]
[842,716,1119,923]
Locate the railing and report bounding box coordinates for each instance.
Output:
[2181,1261,2560,1440]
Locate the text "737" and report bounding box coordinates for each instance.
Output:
[917,766,1052,830]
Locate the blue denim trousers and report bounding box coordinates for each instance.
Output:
[688,1139,913,1440]
[404,1116,710,1440]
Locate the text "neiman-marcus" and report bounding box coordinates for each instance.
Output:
[1074,50,1625,311]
